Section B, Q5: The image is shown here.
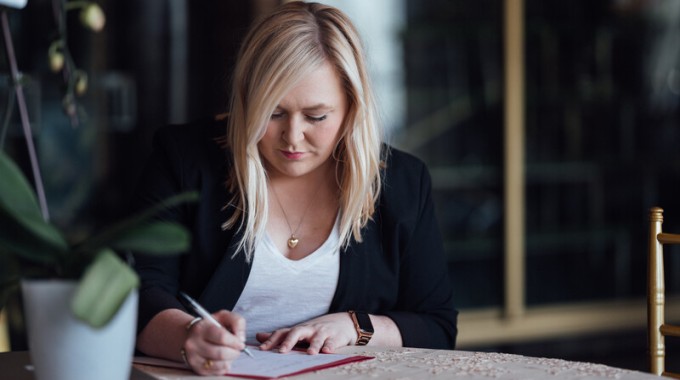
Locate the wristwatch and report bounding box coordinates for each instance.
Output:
[348,310,374,345]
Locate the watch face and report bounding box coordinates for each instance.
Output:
[355,311,374,333]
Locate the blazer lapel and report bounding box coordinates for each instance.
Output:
[329,218,381,312]
[199,225,253,312]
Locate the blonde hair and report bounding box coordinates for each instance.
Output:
[224,1,383,260]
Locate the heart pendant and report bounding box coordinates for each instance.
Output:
[287,236,299,249]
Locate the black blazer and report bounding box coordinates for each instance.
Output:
[132,120,458,349]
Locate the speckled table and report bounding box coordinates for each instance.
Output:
[132,346,660,380]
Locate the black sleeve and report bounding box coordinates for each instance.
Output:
[131,119,234,331]
[131,126,192,333]
[383,155,458,349]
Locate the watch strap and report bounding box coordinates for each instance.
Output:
[348,310,374,346]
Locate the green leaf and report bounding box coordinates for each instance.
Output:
[0,205,68,263]
[71,249,139,328]
[110,221,191,254]
[0,151,44,223]
[76,191,198,255]
[0,152,68,256]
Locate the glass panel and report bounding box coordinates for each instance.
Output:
[329,0,504,309]
[525,0,680,304]
[399,0,505,308]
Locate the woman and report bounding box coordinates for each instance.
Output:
[133,1,457,376]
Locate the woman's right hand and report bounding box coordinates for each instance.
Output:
[181,310,247,375]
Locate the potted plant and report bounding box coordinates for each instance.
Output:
[0,149,196,380]
[0,2,194,377]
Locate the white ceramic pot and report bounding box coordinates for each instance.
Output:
[21,279,138,380]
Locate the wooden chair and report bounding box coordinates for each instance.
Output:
[0,309,9,352]
[648,207,680,378]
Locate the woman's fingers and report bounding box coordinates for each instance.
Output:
[259,326,345,354]
[306,333,325,354]
[258,328,290,351]
[183,310,247,375]
[214,310,247,343]
[277,325,314,352]
[255,331,272,343]
[202,323,246,349]
[257,313,357,354]
[192,356,232,376]
[303,327,342,354]
[183,336,239,375]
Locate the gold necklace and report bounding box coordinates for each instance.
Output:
[270,183,322,249]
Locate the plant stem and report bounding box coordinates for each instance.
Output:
[0,86,15,149]
[52,0,80,127]
[0,11,50,222]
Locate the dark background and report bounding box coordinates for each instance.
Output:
[2,0,680,373]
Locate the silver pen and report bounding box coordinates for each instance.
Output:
[179,291,256,359]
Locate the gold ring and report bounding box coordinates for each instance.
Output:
[203,359,213,370]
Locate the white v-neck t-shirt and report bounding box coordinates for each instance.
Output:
[232,222,341,344]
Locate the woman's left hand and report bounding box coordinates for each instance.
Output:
[256,312,357,354]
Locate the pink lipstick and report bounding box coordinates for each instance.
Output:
[281,150,304,160]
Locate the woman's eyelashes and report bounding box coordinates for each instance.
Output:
[269,112,327,123]
[270,110,285,120]
[306,114,327,123]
